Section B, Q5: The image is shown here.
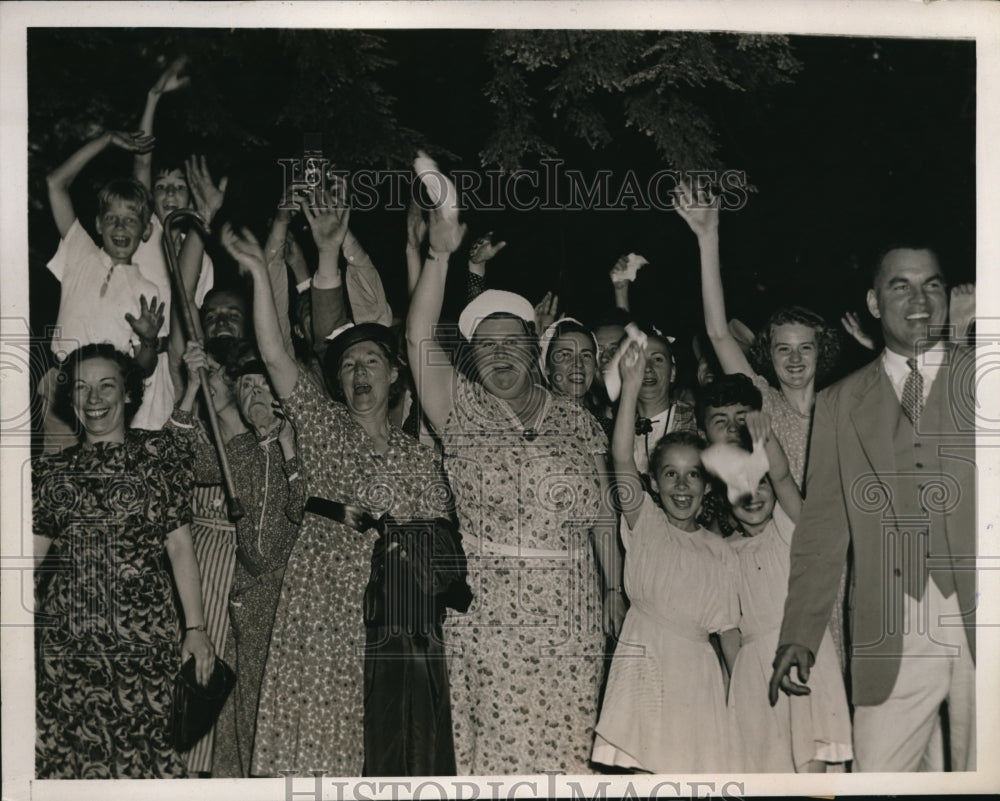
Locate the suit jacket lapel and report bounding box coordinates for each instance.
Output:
[850,359,901,516]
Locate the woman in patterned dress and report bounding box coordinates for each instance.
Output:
[220,219,461,777]
[32,343,215,779]
[406,205,624,774]
[167,341,306,777]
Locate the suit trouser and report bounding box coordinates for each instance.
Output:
[852,579,975,772]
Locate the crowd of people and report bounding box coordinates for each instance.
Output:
[31,60,978,779]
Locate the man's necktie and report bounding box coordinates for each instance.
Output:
[901,357,924,425]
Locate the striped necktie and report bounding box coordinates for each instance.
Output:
[901,357,924,425]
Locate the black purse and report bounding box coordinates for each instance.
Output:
[169,655,237,752]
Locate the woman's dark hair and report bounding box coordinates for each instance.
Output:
[53,343,146,427]
[648,429,708,479]
[695,373,763,432]
[748,306,841,386]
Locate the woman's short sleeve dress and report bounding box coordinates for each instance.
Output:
[592,494,739,774]
[439,375,608,775]
[33,429,194,779]
[251,371,450,777]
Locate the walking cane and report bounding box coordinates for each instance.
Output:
[162,208,245,521]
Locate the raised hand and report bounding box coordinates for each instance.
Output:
[125,294,165,341]
[185,155,228,223]
[469,232,507,265]
[405,198,428,251]
[618,339,647,392]
[221,223,266,278]
[534,291,559,334]
[301,188,350,253]
[840,310,875,351]
[674,179,720,239]
[427,204,466,255]
[949,283,975,342]
[743,409,772,447]
[151,55,190,95]
[109,130,156,154]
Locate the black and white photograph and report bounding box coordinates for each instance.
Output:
[1,1,998,799]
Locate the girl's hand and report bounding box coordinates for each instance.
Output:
[427,204,466,255]
[743,410,772,447]
[405,198,428,251]
[221,223,267,278]
[674,179,720,239]
[618,339,646,391]
[181,629,215,686]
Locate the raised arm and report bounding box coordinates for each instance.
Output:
[176,155,227,301]
[675,181,754,378]
[221,224,299,397]
[47,131,155,238]
[301,189,351,350]
[405,198,428,297]
[133,56,189,188]
[744,410,801,522]
[405,206,466,434]
[611,340,648,530]
[466,231,507,302]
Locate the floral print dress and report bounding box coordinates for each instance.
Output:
[251,373,450,777]
[33,429,194,779]
[440,375,609,775]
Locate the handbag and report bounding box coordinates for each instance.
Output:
[169,655,237,752]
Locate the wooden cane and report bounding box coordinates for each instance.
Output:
[162,208,245,521]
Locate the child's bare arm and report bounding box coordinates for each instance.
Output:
[175,156,227,302]
[125,295,165,377]
[675,180,755,379]
[612,341,647,530]
[133,56,189,188]
[745,410,802,522]
[47,131,154,239]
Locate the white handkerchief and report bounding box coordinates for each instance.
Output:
[701,441,770,504]
[603,322,649,402]
[414,150,458,220]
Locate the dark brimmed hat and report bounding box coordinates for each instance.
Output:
[323,322,398,377]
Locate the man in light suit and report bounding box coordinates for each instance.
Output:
[769,245,976,771]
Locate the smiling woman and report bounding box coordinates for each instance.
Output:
[33,343,214,778]
[221,225,468,777]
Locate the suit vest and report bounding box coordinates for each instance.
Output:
[890,392,957,601]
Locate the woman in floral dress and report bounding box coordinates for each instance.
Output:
[221,221,460,777]
[406,206,623,774]
[33,343,214,779]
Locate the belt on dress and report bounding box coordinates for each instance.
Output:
[304,496,379,533]
[630,600,710,642]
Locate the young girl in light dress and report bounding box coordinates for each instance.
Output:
[592,340,740,773]
[723,411,852,772]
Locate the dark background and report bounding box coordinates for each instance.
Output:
[26,28,976,385]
